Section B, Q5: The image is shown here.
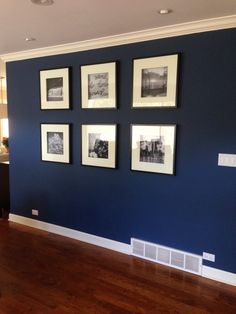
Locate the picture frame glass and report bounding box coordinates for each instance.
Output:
[82,124,117,168]
[40,68,70,109]
[133,54,178,108]
[81,62,116,109]
[41,124,70,163]
[131,125,176,174]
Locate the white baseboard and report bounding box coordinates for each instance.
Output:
[8,214,236,286]
[9,214,131,255]
[202,265,236,286]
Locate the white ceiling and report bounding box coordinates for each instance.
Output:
[0,0,236,57]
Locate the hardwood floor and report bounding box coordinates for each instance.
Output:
[0,221,236,313]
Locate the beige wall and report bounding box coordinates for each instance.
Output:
[0,59,6,77]
[0,59,7,116]
[0,60,8,132]
[0,104,8,118]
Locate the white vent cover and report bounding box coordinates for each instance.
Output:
[131,238,202,275]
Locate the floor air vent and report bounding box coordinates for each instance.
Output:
[131,238,202,275]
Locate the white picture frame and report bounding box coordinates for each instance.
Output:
[81,62,117,109]
[40,67,70,109]
[132,54,178,108]
[41,123,70,163]
[81,124,117,168]
[131,124,176,175]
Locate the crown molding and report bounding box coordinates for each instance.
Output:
[1,15,236,62]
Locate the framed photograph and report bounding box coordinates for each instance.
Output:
[81,62,117,109]
[131,124,176,175]
[40,67,70,109]
[132,54,178,108]
[81,124,117,168]
[41,124,71,163]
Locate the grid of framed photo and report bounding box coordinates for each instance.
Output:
[131,124,176,175]
[40,67,71,110]
[81,124,117,168]
[39,54,178,173]
[132,54,178,108]
[41,123,71,163]
[81,62,117,109]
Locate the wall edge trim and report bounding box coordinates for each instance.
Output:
[1,15,236,62]
[202,265,236,286]
[8,214,236,286]
[9,214,131,255]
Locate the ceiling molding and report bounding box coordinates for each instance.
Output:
[1,15,236,62]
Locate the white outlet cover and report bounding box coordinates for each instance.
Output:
[203,252,215,262]
[32,209,38,216]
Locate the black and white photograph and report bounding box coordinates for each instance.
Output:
[131,125,176,175]
[133,54,178,107]
[88,72,109,99]
[81,62,117,108]
[40,68,70,109]
[140,135,165,164]
[141,67,168,98]
[41,124,70,163]
[82,124,117,168]
[88,133,108,159]
[47,132,64,155]
[46,77,63,101]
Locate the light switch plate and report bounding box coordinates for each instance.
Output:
[218,154,236,167]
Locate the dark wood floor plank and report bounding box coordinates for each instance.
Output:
[0,220,236,313]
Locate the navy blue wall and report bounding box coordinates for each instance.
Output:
[7,28,236,273]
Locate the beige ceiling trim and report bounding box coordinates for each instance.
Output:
[1,15,236,62]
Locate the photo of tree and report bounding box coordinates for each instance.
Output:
[141,67,168,98]
[47,132,64,155]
